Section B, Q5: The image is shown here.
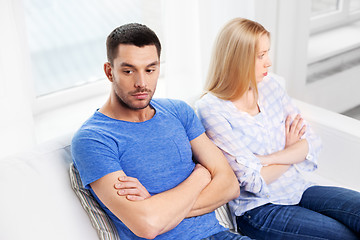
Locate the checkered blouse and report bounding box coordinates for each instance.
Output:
[196,75,322,217]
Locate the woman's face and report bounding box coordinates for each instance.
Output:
[255,34,272,83]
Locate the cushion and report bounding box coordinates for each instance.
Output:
[215,204,235,231]
[69,163,120,240]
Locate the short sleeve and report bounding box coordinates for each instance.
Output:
[71,129,122,189]
[168,99,205,141]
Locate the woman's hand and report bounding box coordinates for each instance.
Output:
[285,114,306,148]
[114,176,151,201]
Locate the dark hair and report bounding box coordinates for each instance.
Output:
[106,23,161,65]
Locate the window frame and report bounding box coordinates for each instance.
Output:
[311,0,360,34]
[25,1,165,108]
[22,0,166,143]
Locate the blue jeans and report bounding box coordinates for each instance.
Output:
[236,186,360,239]
[202,230,252,240]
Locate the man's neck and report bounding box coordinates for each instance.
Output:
[99,97,155,122]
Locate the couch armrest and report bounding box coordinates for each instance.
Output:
[294,99,360,191]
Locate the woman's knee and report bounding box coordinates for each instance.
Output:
[236,203,358,240]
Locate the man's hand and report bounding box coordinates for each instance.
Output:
[186,133,239,217]
[285,114,306,148]
[192,164,212,186]
[114,176,151,201]
[114,164,210,201]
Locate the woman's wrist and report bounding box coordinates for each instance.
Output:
[258,155,273,166]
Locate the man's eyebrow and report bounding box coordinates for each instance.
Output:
[147,61,160,67]
[120,62,135,68]
[119,61,159,68]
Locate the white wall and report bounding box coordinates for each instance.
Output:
[0,0,36,158]
[274,0,311,98]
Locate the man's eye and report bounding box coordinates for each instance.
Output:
[123,70,133,74]
[146,69,155,73]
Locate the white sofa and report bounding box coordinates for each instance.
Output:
[1,100,360,240]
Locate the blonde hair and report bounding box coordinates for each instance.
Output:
[205,18,270,101]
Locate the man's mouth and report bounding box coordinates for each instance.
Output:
[132,92,149,100]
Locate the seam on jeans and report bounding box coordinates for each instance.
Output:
[318,209,360,218]
[239,215,328,240]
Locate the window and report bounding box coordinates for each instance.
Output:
[305,0,360,119]
[23,0,163,97]
[311,0,339,17]
[311,0,360,33]
[308,0,360,83]
[350,0,360,12]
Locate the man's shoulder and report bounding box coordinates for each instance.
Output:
[152,98,192,115]
[152,98,187,108]
[72,111,123,146]
[152,98,202,133]
[75,112,106,134]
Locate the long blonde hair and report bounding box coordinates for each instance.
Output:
[205,18,270,101]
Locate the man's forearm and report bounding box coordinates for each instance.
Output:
[152,164,211,235]
[185,133,240,218]
[186,168,239,217]
[91,165,210,239]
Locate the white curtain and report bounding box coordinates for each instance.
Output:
[0,0,35,158]
[163,0,255,105]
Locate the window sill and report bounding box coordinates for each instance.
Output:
[307,20,360,83]
[34,79,110,115]
[33,77,167,144]
[308,20,360,64]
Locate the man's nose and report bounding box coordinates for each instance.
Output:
[135,73,146,88]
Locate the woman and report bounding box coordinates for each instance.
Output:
[196,18,360,239]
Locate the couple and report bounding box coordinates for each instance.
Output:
[72,18,360,239]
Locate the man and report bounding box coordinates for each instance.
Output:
[72,23,249,240]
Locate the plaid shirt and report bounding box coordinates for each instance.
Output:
[196,75,322,217]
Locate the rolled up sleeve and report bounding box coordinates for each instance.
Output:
[197,104,270,197]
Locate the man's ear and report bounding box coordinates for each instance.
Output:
[104,62,113,82]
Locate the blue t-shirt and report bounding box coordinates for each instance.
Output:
[72,98,225,240]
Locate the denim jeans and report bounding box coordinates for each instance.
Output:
[202,230,252,240]
[236,186,360,239]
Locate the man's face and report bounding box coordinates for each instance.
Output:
[110,44,160,110]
